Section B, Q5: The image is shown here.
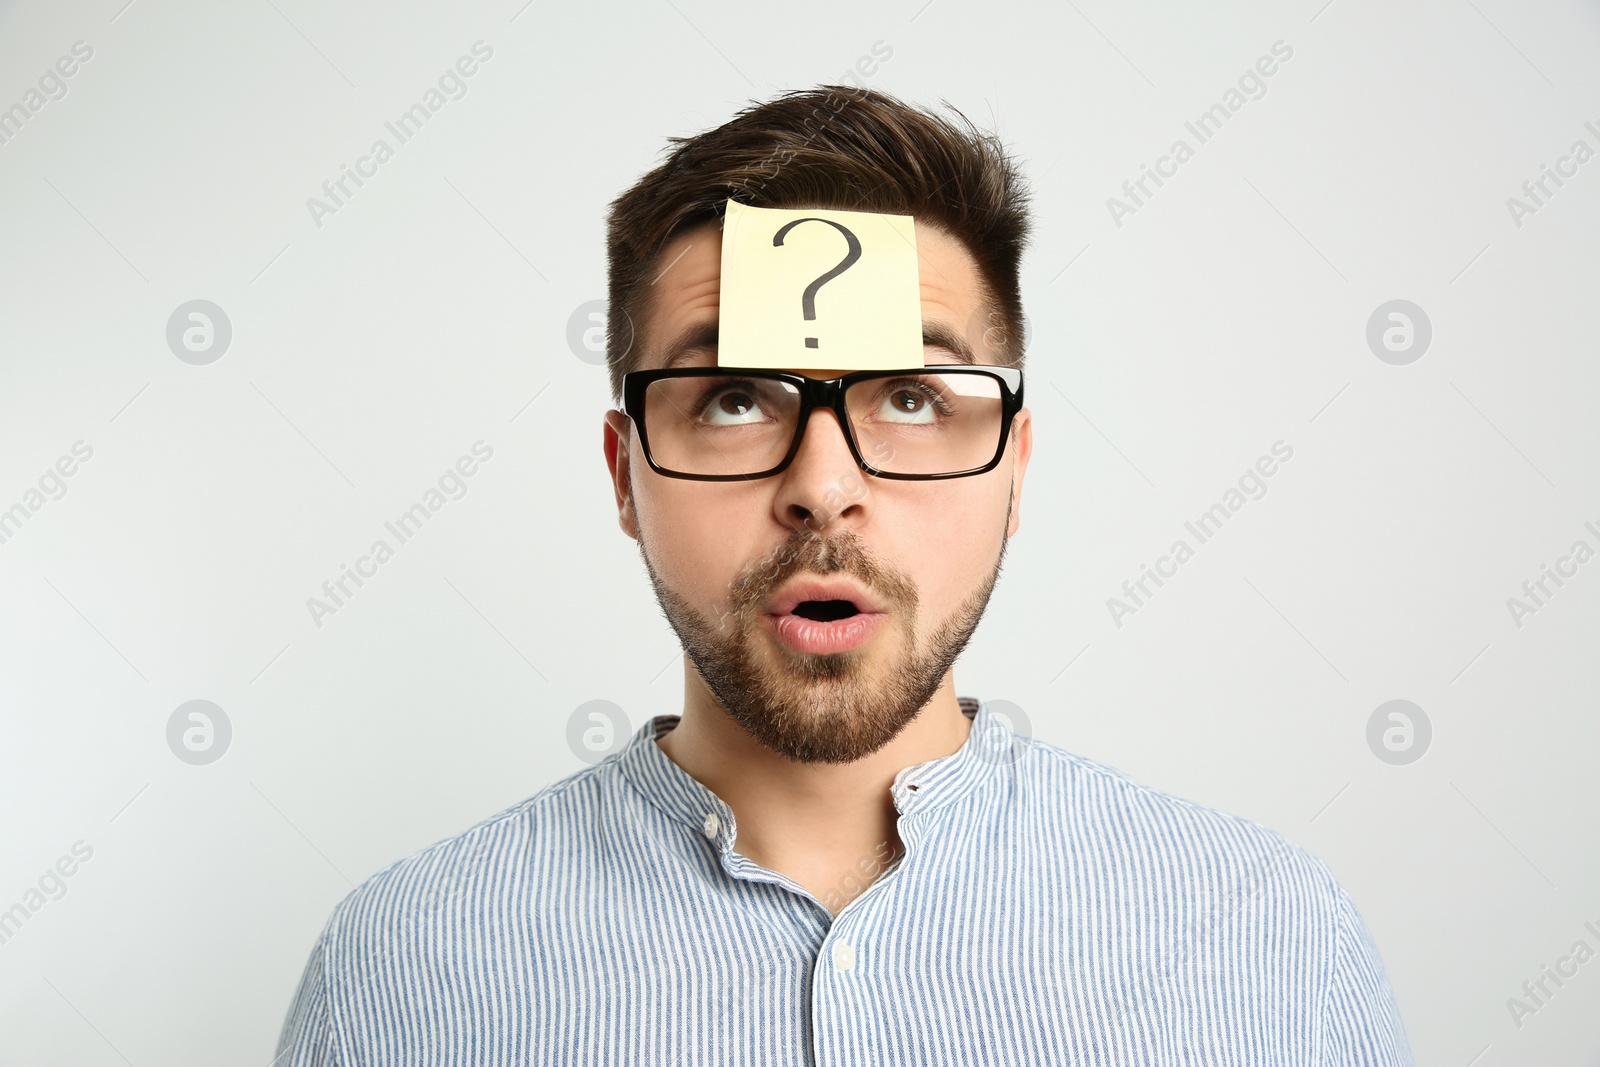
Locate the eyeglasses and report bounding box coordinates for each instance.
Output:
[621,364,1024,481]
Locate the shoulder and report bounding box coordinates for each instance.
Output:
[316,758,613,974]
[1014,735,1344,912]
[995,734,1411,1057]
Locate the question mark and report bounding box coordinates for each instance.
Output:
[772,218,862,349]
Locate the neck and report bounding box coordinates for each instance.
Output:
[654,660,972,909]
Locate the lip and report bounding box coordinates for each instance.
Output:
[764,577,886,617]
[766,611,886,655]
[762,576,888,656]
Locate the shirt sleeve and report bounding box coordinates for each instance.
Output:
[275,919,343,1067]
[1321,883,1415,1066]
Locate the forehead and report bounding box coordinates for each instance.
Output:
[640,218,995,374]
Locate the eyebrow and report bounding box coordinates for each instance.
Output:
[659,321,720,370]
[922,322,976,365]
[657,320,977,369]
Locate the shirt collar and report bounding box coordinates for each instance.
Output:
[614,696,1006,852]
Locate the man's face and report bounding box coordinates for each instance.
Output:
[602,220,1032,765]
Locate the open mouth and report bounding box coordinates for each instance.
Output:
[763,577,886,654]
[789,599,861,622]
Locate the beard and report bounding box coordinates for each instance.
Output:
[636,495,1012,765]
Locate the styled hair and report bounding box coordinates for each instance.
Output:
[602,85,1033,403]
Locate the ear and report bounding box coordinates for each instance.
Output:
[1005,407,1031,538]
[603,409,640,540]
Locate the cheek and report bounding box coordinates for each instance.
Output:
[637,476,767,600]
[894,483,1007,606]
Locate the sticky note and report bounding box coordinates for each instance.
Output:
[718,199,922,371]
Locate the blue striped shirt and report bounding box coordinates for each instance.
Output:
[276,696,1414,1064]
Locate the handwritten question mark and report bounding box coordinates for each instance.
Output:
[772,218,862,349]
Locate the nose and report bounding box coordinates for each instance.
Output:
[771,406,870,535]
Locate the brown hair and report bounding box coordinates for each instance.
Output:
[602,85,1033,403]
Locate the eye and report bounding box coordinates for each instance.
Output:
[875,379,952,424]
[695,383,770,426]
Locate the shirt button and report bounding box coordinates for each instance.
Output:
[832,941,855,972]
[702,812,720,841]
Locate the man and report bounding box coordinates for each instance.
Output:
[276,85,1414,1065]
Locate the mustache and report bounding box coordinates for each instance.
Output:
[726,528,916,619]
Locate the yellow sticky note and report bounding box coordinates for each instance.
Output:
[718,199,922,371]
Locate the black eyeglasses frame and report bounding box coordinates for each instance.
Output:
[620,364,1025,482]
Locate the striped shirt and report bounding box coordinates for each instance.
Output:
[276,696,1414,1065]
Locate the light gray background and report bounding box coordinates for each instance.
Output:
[1,0,1597,1063]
